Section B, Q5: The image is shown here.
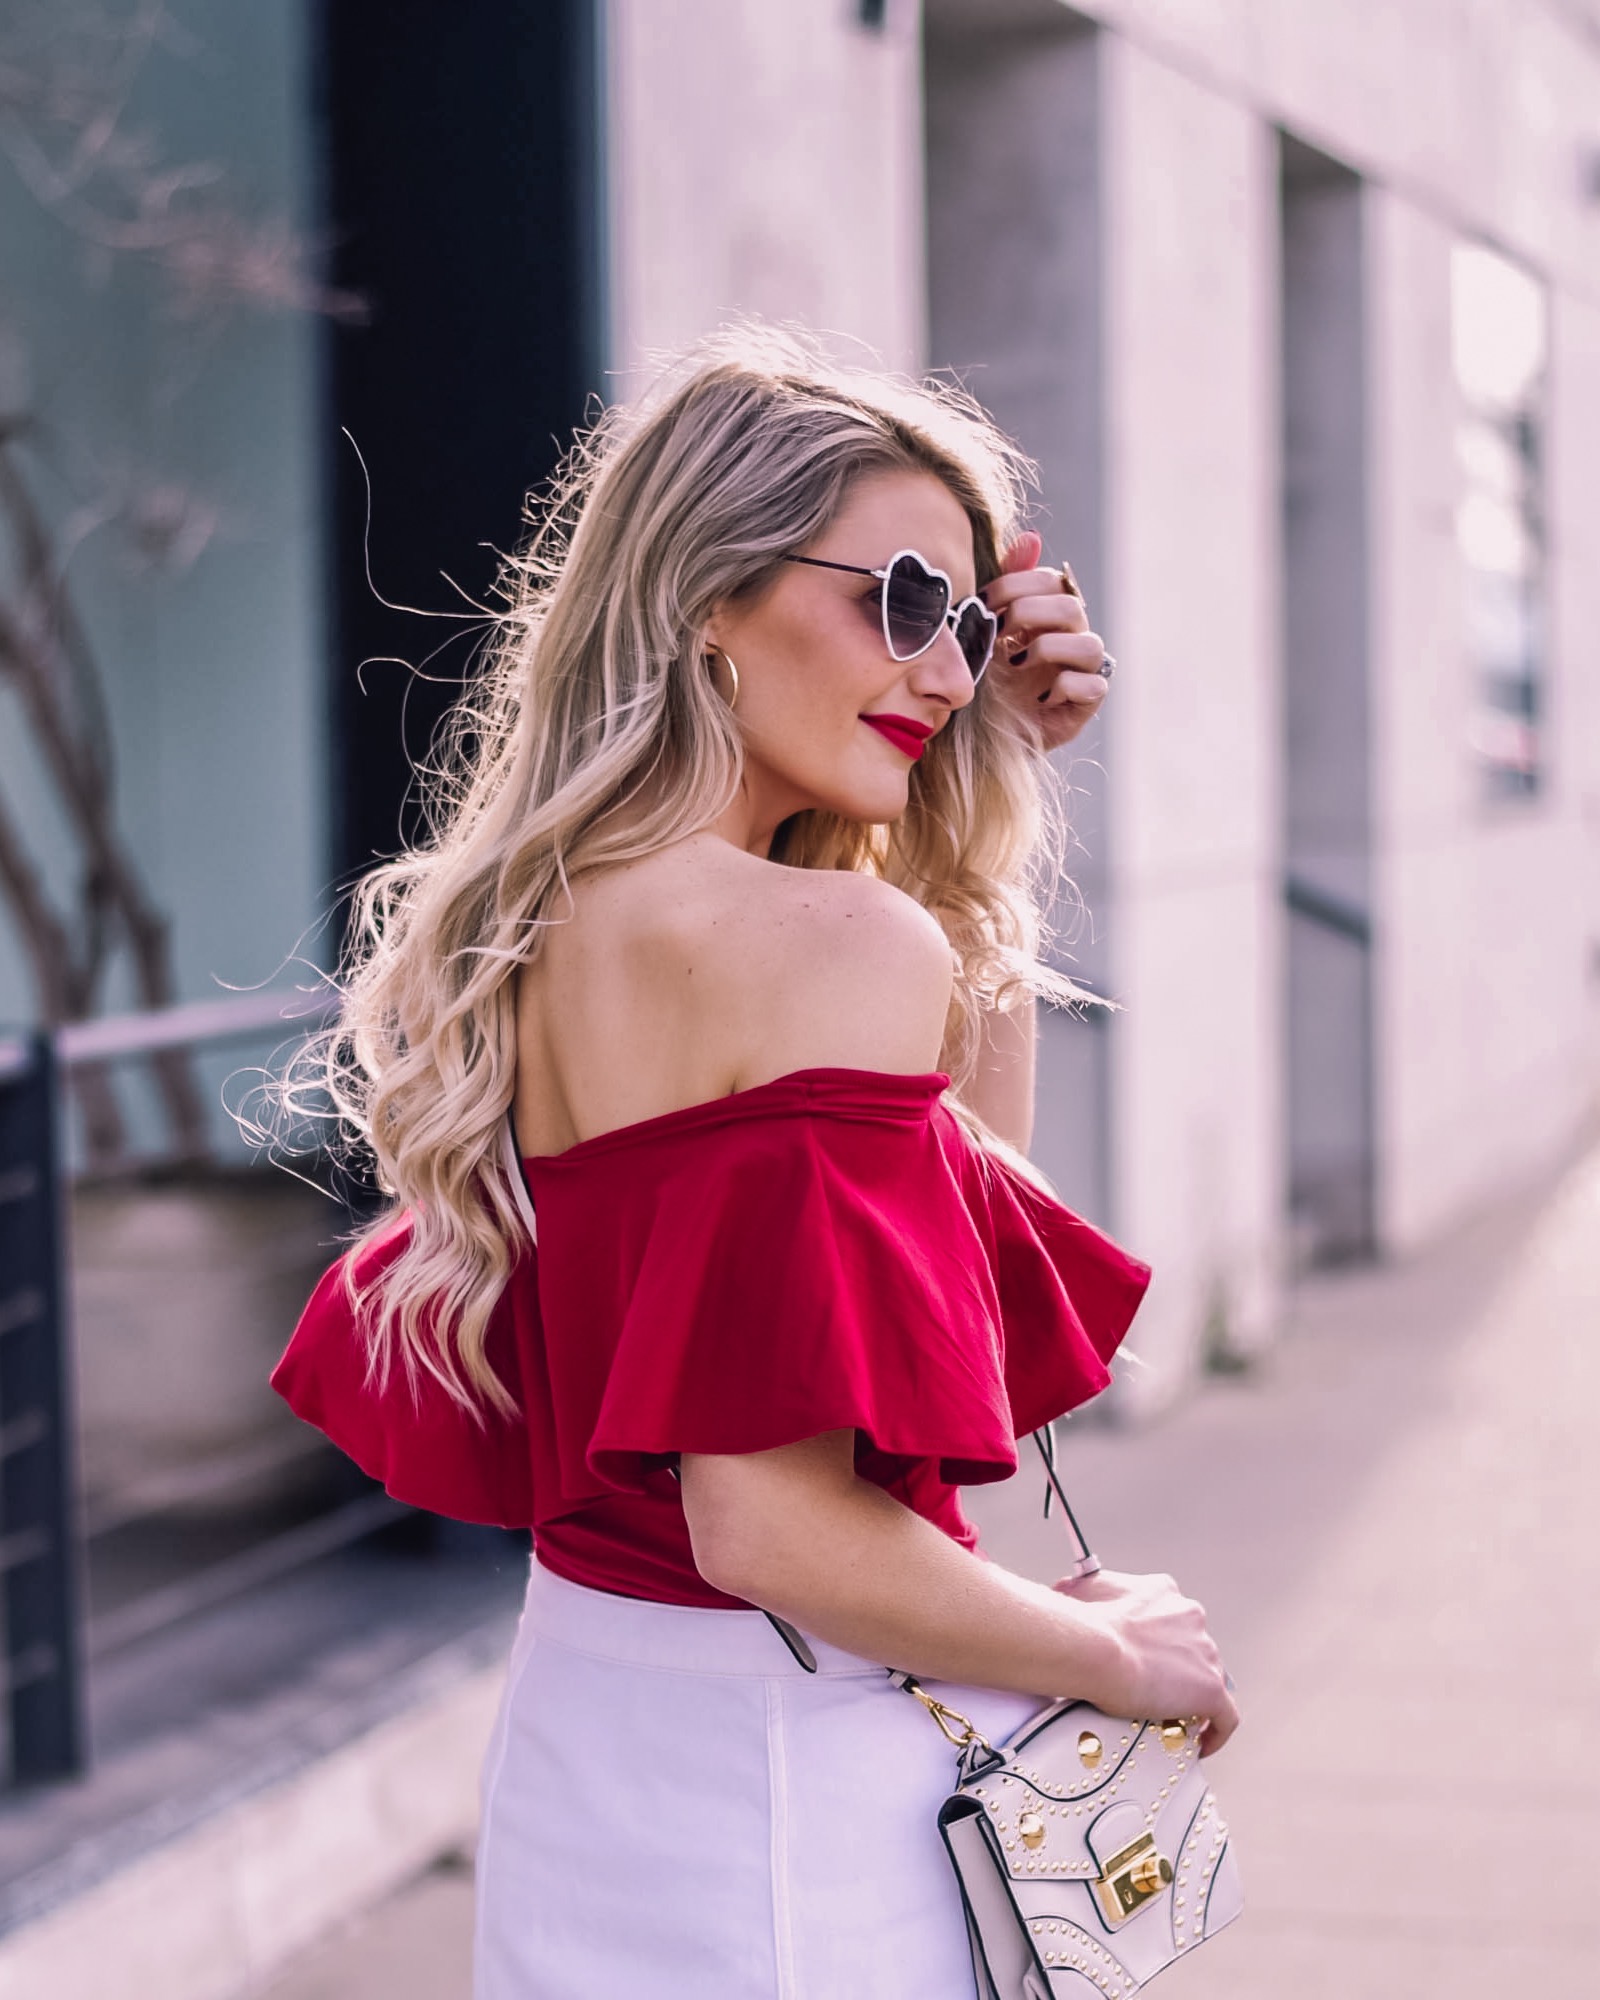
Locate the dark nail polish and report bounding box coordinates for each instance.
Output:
[1011,648,1028,666]
[1036,688,1050,703]
[995,611,1007,633]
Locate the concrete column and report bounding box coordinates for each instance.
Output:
[603,0,925,382]
[924,6,1112,1224]
[1099,34,1283,1409]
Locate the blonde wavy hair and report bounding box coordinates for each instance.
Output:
[296,324,1094,1419]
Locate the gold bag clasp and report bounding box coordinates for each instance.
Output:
[1092,1832,1174,1928]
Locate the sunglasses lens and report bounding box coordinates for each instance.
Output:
[882,553,950,659]
[955,600,997,682]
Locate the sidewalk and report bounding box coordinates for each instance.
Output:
[263,1133,1600,1999]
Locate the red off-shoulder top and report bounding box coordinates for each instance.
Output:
[270,1068,1150,1608]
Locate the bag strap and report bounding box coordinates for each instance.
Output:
[1034,1420,1101,1585]
[501,1113,539,1246]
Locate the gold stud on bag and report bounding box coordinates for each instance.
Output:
[900,1430,1243,1997]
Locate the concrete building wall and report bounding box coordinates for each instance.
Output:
[1070,0,1600,1254]
[0,0,1583,1389]
[1364,188,1592,1246]
[601,0,1599,1405]
[1098,33,1283,1401]
[603,0,926,385]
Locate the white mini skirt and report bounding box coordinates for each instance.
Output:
[473,1558,1041,2000]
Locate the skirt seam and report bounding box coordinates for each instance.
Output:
[766,1676,798,2000]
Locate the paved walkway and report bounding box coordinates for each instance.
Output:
[264,1135,1600,1999]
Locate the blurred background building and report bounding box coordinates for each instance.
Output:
[1,2,1598,1993]
[5,0,1595,1400]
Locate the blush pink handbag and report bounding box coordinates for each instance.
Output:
[769,1430,1244,1998]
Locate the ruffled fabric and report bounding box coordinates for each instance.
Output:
[270,1068,1150,1604]
[271,1213,538,1527]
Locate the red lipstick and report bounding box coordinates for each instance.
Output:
[861,713,935,761]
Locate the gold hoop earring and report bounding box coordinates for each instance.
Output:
[707,648,740,713]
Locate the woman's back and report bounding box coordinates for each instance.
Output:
[510,832,955,1160]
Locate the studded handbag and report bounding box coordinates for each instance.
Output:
[766,1428,1241,1998]
[900,1431,1242,1998]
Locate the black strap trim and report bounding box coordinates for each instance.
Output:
[763,1613,819,1673]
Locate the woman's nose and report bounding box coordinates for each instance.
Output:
[910,625,979,708]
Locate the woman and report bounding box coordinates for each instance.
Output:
[272,327,1238,1999]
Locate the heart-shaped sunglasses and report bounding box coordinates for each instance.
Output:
[784,548,997,684]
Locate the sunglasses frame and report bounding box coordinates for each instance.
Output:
[784,548,996,684]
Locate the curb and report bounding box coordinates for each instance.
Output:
[0,1652,506,2000]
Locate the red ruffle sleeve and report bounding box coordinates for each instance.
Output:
[270,1069,1150,1557]
[270,1211,537,1527]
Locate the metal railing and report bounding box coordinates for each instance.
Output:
[0,989,398,1791]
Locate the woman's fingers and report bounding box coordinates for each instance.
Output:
[1011,628,1108,679]
[1197,1686,1242,1757]
[1061,1570,1239,1754]
[1010,631,1110,730]
[1040,673,1110,719]
[991,585,1091,637]
[997,530,1045,577]
[982,552,1113,750]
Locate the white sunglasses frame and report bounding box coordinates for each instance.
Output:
[783,547,997,684]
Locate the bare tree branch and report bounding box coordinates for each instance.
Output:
[0,748,129,1161]
[0,2,362,1168]
[0,1,363,325]
[0,768,79,1019]
[0,541,209,1159]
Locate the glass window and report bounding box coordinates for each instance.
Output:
[1451,243,1548,801]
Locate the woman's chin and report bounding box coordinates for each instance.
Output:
[829,780,911,824]
[754,756,911,828]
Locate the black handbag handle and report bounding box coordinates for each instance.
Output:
[1033,1421,1100,1579]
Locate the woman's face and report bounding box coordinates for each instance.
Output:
[705,468,983,853]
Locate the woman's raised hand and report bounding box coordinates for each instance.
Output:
[982,531,1111,753]
[1055,1566,1240,1758]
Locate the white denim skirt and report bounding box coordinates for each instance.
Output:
[473,1559,1040,2000]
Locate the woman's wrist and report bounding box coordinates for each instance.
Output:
[1034,1583,1128,1708]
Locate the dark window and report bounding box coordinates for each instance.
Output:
[316,1,602,888]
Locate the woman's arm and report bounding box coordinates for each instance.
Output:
[680,1440,1240,1752]
[964,995,1037,1154]
[680,1433,1238,1752]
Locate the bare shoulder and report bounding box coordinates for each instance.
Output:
[579,833,948,973]
[761,861,952,984]
[683,844,955,1086]
[517,836,953,1152]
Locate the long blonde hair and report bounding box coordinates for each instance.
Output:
[297,325,1093,1417]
